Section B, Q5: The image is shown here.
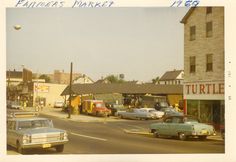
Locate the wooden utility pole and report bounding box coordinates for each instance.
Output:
[68,62,73,118]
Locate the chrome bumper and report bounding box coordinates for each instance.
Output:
[22,140,68,149]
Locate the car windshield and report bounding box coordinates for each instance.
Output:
[149,110,157,113]
[113,105,124,109]
[183,117,199,123]
[159,102,169,107]
[96,103,105,108]
[163,108,176,112]
[18,120,52,129]
[56,101,63,104]
[11,101,20,105]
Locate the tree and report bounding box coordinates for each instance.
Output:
[152,76,160,84]
[39,74,51,83]
[105,75,125,83]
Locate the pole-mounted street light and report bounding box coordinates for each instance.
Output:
[14,24,21,30]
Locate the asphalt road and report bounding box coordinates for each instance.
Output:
[7,114,225,154]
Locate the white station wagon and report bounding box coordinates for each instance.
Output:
[7,112,68,154]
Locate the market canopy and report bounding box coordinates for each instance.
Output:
[61,83,183,96]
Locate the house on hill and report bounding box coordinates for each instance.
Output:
[158,70,184,85]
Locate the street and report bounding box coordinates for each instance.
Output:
[7,112,225,154]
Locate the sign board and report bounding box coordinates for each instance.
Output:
[34,84,49,93]
[184,81,224,100]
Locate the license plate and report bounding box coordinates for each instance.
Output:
[42,144,51,148]
[201,130,208,134]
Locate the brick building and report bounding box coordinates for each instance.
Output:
[181,7,224,129]
[53,70,81,84]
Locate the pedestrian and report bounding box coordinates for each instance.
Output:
[23,101,26,108]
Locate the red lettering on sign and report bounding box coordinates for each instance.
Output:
[205,84,211,94]
[213,84,218,94]
[199,84,205,94]
[185,83,224,95]
[219,83,224,94]
[192,85,197,94]
[186,85,191,94]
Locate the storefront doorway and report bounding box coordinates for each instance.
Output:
[213,102,221,130]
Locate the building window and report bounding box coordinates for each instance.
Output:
[206,7,212,14]
[190,26,196,41]
[206,21,213,37]
[190,56,196,73]
[206,54,213,71]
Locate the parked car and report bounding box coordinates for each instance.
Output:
[117,108,155,120]
[106,104,127,116]
[7,100,22,109]
[150,115,216,140]
[154,101,170,110]
[159,107,183,117]
[54,101,65,108]
[7,112,68,154]
[139,108,165,119]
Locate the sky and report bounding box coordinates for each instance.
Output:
[6,7,189,82]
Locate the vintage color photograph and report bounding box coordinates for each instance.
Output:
[6,7,225,155]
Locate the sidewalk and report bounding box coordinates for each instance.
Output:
[23,107,122,123]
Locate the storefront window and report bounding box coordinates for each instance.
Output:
[200,101,212,123]
[187,100,198,118]
[187,99,224,130]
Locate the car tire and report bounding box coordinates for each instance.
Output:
[16,141,24,154]
[178,132,187,141]
[151,129,159,138]
[198,136,207,140]
[55,145,64,152]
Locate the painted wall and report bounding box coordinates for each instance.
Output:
[33,82,67,107]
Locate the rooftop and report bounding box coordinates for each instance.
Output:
[61,83,183,96]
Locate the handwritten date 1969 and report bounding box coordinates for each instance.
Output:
[170,0,200,7]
